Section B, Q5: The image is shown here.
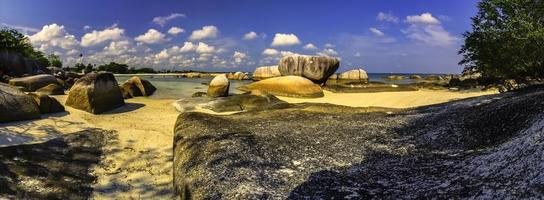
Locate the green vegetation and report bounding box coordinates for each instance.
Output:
[459,0,544,81]
[47,54,62,68]
[0,28,51,67]
[97,62,129,74]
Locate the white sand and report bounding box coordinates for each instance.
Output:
[0,88,497,198]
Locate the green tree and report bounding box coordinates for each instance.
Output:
[459,0,544,81]
[97,62,129,74]
[0,28,50,67]
[47,54,63,68]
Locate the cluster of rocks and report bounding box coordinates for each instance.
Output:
[0,82,64,123]
[119,76,157,99]
[179,71,250,80]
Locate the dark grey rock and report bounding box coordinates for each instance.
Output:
[278,55,339,84]
[0,83,40,122]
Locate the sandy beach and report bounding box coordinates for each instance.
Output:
[0,89,497,199]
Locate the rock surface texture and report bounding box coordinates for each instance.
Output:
[29,93,65,114]
[173,86,544,199]
[65,72,125,114]
[207,74,230,97]
[8,74,58,92]
[338,69,369,82]
[36,83,65,95]
[120,76,157,99]
[0,83,40,122]
[252,66,281,81]
[278,55,339,84]
[238,76,324,98]
[0,50,44,77]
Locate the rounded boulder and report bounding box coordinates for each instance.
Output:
[65,72,125,114]
[278,55,340,84]
[238,76,324,98]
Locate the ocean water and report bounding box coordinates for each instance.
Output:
[115,73,444,100]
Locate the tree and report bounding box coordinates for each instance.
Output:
[47,54,63,68]
[97,62,129,74]
[459,0,544,81]
[0,28,50,67]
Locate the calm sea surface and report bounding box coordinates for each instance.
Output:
[115,73,444,99]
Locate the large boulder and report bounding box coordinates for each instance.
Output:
[29,93,65,114]
[0,83,40,122]
[120,76,157,99]
[36,83,65,95]
[338,69,369,82]
[0,49,44,77]
[238,76,324,98]
[278,55,340,84]
[227,72,249,80]
[8,74,59,92]
[65,72,125,114]
[202,93,290,112]
[252,66,281,81]
[207,74,230,97]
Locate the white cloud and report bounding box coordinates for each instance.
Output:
[233,51,247,63]
[102,40,135,56]
[178,42,216,54]
[1,23,40,34]
[369,27,385,36]
[271,33,301,46]
[168,27,185,35]
[152,13,186,27]
[262,48,279,56]
[83,25,91,30]
[135,29,167,44]
[81,26,125,47]
[377,12,399,23]
[243,31,258,40]
[324,43,335,48]
[403,24,458,46]
[189,25,219,40]
[29,24,79,50]
[405,13,441,25]
[303,43,318,50]
[317,48,338,57]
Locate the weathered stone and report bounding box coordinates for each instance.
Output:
[202,93,290,112]
[0,83,40,122]
[207,74,229,97]
[278,55,340,84]
[36,83,65,95]
[120,76,157,99]
[29,93,65,114]
[0,49,45,77]
[8,74,58,91]
[238,76,323,98]
[253,66,281,81]
[227,72,249,80]
[65,72,125,114]
[338,69,368,82]
[409,75,422,79]
[192,92,207,98]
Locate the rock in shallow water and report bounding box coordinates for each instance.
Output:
[0,83,40,122]
[278,55,339,84]
[238,76,324,98]
[65,72,125,114]
[338,69,369,82]
[173,86,544,199]
[120,76,157,99]
[252,66,281,81]
[207,74,229,97]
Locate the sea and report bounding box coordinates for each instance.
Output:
[114,73,443,100]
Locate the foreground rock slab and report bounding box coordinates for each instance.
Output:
[173,86,544,199]
[278,55,339,84]
[238,76,324,98]
[65,72,125,114]
[0,83,40,122]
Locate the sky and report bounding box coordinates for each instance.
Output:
[0,0,480,73]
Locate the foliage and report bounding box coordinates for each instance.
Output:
[129,67,156,74]
[0,27,50,67]
[97,62,129,74]
[47,54,63,68]
[459,0,544,80]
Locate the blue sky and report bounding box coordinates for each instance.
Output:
[0,0,479,73]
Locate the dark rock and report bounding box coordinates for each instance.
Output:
[29,93,65,114]
[173,86,544,199]
[192,92,207,98]
[278,55,340,84]
[202,93,290,112]
[65,72,125,114]
[36,83,65,95]
[0,49,45,77]
[119,76,157,99]
[8,74,58,91]
[0,83,40,122]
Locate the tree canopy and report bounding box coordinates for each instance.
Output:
[97,62,129,74]
[459,0,544,80]
[0,27,50,67]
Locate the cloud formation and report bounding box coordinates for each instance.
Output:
[271,33,301,47]
[405,13,440,25]
[168,27,185,35]
[243,31,258,40]
[135,29,167,44]
[81,26,125,47]
[29,24,79,51]
[152,13,186,27]
[377,12,399,23]
[189,25,219,40]
[369,28,385,36]
[303,43,318,50]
